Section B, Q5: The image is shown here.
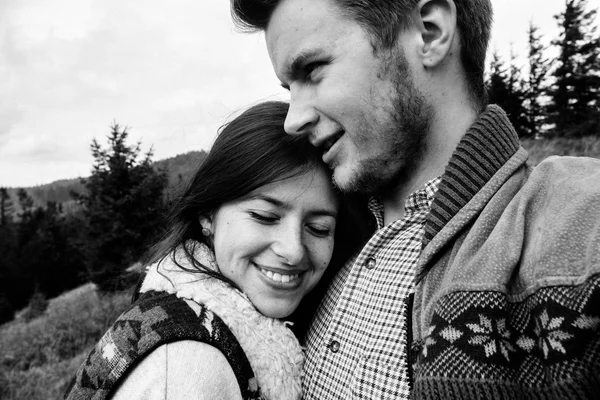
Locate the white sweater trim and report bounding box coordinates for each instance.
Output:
[139,244,304,400]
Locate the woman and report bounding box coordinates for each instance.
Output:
[64,101,366,400]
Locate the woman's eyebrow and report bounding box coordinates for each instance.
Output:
[246,194,286,208]
[310,209,338,218]
[245,194,337,217]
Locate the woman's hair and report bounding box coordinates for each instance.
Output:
[139,100,373,338]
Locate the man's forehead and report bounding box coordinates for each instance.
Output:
[266,0,351,71]
[267,0,340,25]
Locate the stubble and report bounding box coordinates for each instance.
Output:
[338,49,434,195]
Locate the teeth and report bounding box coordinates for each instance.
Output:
[260,268,299,283]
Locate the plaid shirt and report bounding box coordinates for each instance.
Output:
[303,177,442,400]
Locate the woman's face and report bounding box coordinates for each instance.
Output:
[207,167,338,318]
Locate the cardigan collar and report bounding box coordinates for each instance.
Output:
[422,105,522,248]
[139,243,303,400]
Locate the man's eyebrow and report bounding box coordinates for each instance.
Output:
[281,49,323,87]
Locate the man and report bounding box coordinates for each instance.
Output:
[231,0,600,399]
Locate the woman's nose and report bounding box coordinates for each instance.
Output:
[271,225,306,266]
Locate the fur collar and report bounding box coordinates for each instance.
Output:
[139,243,304,400]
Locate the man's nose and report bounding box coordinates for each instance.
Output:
[284,89,318,136]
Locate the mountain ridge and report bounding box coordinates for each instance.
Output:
[3,150,207,209]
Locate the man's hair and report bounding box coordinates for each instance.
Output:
[231,0,493,108]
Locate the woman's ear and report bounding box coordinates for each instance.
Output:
[415,0,457,68]
[199,216,213,237]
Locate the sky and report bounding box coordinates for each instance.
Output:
[0,0,572,187]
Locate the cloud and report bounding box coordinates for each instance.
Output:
[0,106,23,145]
[0,60,23,141]
[154,88,205,112]
[78,71,119,94]
[2,135,61,161]
[0,0,287,187]
[8,0,101,47]
[490,0,565,65]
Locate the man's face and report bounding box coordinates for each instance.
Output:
[266,0,433,194]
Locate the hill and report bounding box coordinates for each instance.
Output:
[3,150,207,211]
[154,150,208,196]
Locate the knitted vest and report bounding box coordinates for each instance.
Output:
[63,290,260,400]
[137,245,304,400]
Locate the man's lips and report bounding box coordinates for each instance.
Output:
[322,130,344,164]
[323,129,344,152]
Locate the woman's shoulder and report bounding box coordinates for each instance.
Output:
[111,341,243,400]
[64,291,258,400]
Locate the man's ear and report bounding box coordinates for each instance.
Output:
[415,0,457,68]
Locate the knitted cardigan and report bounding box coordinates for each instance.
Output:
[65,243,304,400]
[409,105,600,399]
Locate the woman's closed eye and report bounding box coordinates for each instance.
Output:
[249,211,279,224]
[307,223,334,238]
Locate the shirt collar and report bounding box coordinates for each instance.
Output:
[368,177,442,229]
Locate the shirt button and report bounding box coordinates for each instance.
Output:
[328,340,340,353]
[365,257,376,270]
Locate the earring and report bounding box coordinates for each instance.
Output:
[202,227,211,236]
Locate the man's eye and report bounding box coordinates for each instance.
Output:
[305,62,325,80]
[249,212,278,223]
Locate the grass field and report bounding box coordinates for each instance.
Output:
[0,284,132,400]
[521,136,600,165]
[0,136,599,400]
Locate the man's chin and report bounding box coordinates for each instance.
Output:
[331,168,353,193]
[332,167,377,195]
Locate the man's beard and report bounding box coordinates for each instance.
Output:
[337,52,434,195]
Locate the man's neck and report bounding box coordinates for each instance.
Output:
[381,101,479,225]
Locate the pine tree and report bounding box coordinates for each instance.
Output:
[17,188,34,221]
[488,51,511,106]
[505,48,528,135]
[75,123,168,290]
[2,189,41,312]
[547,0,600,137]
[487,51,528,136]
[17,201,86,298]
[0,188,17,323]
[0,187,13,226]
[524,22,550,138]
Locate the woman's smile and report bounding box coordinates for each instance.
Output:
[206,167,339,318]
[256,263,302,285]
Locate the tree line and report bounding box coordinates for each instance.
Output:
[488,0,600,138]
[0,124,169,323]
